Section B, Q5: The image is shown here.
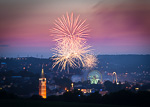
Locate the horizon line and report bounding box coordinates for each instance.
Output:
[1,54,150,59]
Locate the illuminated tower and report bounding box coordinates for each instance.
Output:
[39,67,46,98]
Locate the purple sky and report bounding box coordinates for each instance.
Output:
[0,0,150,58]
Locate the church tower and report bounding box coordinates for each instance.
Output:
[39,67,46,98]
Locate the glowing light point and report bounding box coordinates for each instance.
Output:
[71,83,74,88]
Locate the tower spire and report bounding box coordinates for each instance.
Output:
[39,65,46,99]
[41,64,45,78]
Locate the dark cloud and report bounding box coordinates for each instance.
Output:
[0,45,9,47]
[92,0,150,37]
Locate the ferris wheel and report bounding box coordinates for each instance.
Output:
[87,70,102,84]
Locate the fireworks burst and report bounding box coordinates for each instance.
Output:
[51,12,90,43]
[51,12,97,73]
[84,54,97,68]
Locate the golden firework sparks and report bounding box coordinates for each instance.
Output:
[50,12,97,73]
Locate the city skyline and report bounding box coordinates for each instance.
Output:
[1,0,150,58]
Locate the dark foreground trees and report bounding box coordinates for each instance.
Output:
[47,90,150,106]
[1,90,150,106]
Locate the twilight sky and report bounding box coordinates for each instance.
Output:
[0,0,150,58]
